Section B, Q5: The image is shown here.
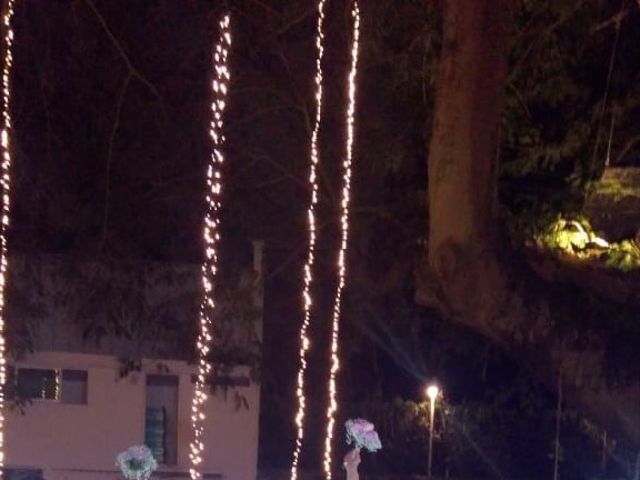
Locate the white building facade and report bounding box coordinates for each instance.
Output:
[3,244,264,480]
[6,352,259,480]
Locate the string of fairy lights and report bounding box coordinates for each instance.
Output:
[0,2,357,477]
[189,14,231,480]
[0,0,15,475]
[323,2,360,478]
[290,0,328,479]
[291,1,361,478]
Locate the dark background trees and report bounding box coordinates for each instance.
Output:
[4,0,640,478]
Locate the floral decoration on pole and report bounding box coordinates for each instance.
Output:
[345,418,382,452]
[116,445,158,480]
[343,419,381,480]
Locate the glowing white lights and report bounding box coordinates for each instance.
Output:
[323,2,360,478]
[290,0,328,479]
[0,0,15,475]
[425,384,441,478]
[426,384,439,401]
[189,14,231,480]
[290,2,361,478]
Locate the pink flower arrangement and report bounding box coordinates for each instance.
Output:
[345,418,382,452]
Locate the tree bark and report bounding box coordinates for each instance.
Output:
[417,0,640,462]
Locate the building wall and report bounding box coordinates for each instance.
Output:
[5,351,260,480]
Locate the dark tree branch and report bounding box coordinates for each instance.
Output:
[591,9,628,33]
[101,72,131,245]
[276,7,316,36]
[613,133,640,165]
[244,149,307,191]
[509,2,585,83]
[507,81,533,120]
[83,0,165,109]
[247,0,280,18]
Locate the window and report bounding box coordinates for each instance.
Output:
[60,369,88,404]
[145,374,179,465]
[2,468,43,480]
[8,367,88,404]
[16,368,58,400]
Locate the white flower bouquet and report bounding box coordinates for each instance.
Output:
[345,418,382,452]
[116,445,158,480]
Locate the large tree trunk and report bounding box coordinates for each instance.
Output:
[417,0,640,464]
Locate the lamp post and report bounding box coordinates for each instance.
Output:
[426,384,440,479]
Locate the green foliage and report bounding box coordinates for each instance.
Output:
[537,215,599,253]
[535,214,640,271]
[591,177,640,200]
[8,253,263,391]
[604,239,640,271]
[503,1,601,188]
[500,0,640,249]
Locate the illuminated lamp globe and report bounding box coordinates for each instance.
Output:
[426,384,439,401]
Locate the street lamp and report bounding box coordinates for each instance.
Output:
[425,384,440,479]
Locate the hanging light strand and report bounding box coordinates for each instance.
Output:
[189,14,231,480]
[323,2,360,478]
[290,1,328,479]
[0,1,15,476]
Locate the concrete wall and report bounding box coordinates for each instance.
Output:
[5,352,259,480]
